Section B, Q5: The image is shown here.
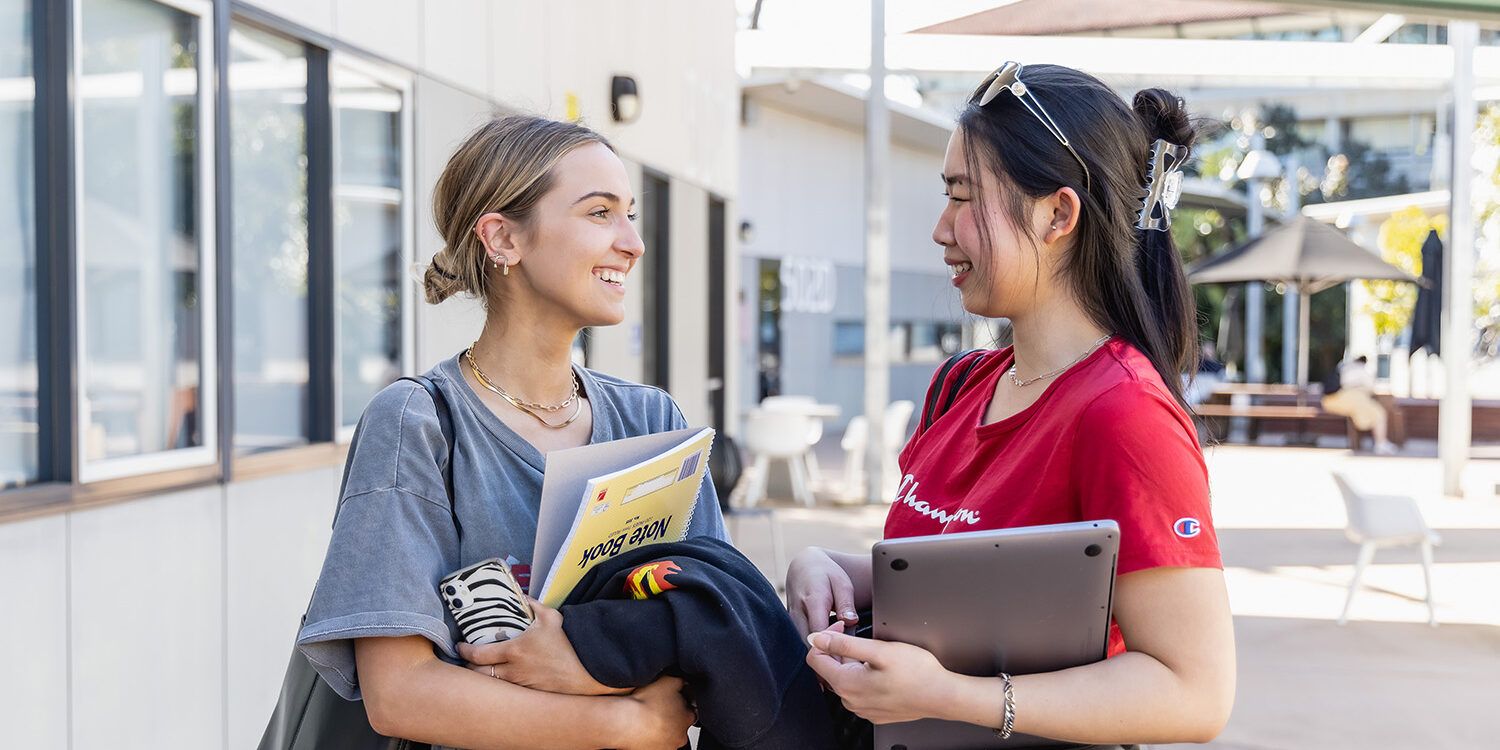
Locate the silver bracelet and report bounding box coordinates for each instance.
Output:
[994,672,1016,740]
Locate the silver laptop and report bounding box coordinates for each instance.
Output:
[872,521,1120,749]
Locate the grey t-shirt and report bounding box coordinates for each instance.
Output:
[298,354,728,702]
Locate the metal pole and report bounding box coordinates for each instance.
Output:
[1245,207,1266,383]
[1245,134,1267,385]
[863,0,892,503]
[1299,287,1311,390]
[1442,20,1477,497]
[1282,157,1301,384]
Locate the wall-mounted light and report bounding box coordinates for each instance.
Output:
[738,220,755,244]
[611,75,640,123]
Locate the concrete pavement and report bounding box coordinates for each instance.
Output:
[726,443,1500,748]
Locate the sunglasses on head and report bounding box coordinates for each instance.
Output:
[970,62,1092,192]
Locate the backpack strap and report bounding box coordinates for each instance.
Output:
[920,349,987,432]
[399,375,461,542]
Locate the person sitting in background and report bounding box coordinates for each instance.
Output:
[1322,355,1396,455]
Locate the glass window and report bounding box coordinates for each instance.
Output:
[229,24,309,453]
[77,0,214,479]
[333,61,407,431]
[0,0,37,488]
[833,322,863,359]
[834,322,921,363]
[909,322,964,362]
[889,322,911,363]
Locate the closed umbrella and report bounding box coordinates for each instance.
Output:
[1409,229,1443,357]
[1188,216,1418,394]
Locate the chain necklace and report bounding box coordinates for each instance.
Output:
[464,344,583,429]
[1007,335,1112,388]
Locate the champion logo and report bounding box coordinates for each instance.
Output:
[1173,517,1202,539]
[894,474,982,527]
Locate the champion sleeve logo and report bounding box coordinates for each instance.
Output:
[1173,517,1202,539]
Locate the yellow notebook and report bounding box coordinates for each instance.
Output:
[531,427,714,608]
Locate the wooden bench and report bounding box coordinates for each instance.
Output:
[1192,403,1321,419]
[1195,389,1406,448]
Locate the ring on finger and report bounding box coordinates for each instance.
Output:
[490,665,498,679]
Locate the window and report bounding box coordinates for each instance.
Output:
[76,0,215,481]
[910,322,963,362]
[0,0,36,488]
[836,321,961,363]
[832,322,864,359]
[332,58,410,432]
[229,24,309,453]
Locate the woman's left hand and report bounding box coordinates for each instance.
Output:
[807,629,955,725]
[458,598,631,696]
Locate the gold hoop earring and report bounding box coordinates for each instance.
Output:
[502,263,510,277]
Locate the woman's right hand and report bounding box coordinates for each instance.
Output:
[786,546,860,638]
[615,675,695,750]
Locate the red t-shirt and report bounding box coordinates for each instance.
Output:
[886,339,1221,656]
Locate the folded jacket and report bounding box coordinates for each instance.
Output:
[560,537,836,750]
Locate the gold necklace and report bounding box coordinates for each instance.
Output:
[1008,335,1112,388]
[466,344,579,411]
[464,346,583,429]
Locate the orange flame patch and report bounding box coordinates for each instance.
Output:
[624,560,682,600]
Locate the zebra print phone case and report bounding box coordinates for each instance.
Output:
[440,558,535,645]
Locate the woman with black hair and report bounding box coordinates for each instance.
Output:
[786,63,1235,746]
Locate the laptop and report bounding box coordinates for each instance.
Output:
[872,520,1120,749]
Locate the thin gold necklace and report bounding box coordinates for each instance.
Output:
[464,345,583,429]
[1008,335,1112,388]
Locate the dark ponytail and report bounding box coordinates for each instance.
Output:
[1129,89,1200,399]
[955,66,1200,408]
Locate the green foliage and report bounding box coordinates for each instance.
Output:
[1364,207,1443,337]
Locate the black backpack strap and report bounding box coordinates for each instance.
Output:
[940,350,988,419]
[399,375,460,542]
[920,349,985,432]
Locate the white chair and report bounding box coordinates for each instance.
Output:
[760,395,825,486]
[838,400,917,501]
[839,415,869,501]
[741,408,817,508]
[1332,472,1441,626]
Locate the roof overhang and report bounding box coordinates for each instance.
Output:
[741,78,955,151]
[739,31,1500,90]
[1254,0,1500,21]
[1301,188,1451,226]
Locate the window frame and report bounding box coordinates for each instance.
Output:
[328,50,414,442]
[72,0,220,484]
[1,1,428,520]
[222,18,318,458]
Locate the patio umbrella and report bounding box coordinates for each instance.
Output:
[1408,229,1443,357]
[1187,215,1418,393]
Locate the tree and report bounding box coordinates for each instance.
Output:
[1365,207,1443,338]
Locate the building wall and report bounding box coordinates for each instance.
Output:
[737,97,963,435]
[0,1,738,747]
[738,102,949,273]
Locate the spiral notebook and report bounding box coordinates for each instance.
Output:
[530,427,714,607]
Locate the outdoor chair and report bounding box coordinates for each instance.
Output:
[838,399,917,501]
[759,395,826,487]
[1332,471,1440,626]
[741,407,817,508]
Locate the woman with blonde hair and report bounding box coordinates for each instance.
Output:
[295,114,725,749]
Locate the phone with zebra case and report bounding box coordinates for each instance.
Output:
[440,558,535,645]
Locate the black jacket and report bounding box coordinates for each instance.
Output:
[560,538,836,750]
